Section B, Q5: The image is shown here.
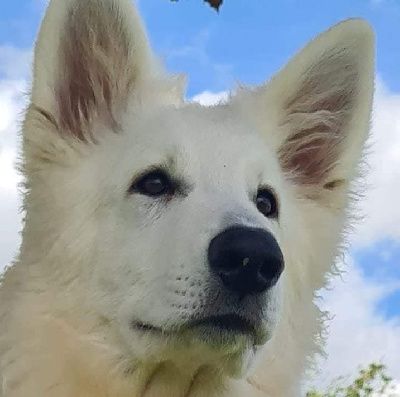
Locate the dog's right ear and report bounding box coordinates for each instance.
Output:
[29,0,185,142]
[248,19,374,202]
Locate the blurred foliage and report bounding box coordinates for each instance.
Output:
[307,363,397,397]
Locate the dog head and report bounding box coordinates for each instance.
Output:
[24,0,374,379]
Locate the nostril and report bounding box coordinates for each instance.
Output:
[258,257,284,287]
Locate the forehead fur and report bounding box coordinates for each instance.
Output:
[88,101,282,187]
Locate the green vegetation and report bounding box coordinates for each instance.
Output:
[307,363,396,397]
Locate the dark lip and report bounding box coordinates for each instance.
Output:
[132,314,258,336]
[188,314,257,334]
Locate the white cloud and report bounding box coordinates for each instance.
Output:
[353,79,400,246]
[0,79,26,184]
[0,50,29,225]
[191,90,229,106]
[0,77,26,271]
[308,256,400,392]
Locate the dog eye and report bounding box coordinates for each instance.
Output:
[130,171,173,197]
[256,189,278,218]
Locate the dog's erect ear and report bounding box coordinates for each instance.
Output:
[261,19,374,197]
[30,0,185,141]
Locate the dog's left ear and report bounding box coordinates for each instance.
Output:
[260,19,375,200]
[29,0,186,142]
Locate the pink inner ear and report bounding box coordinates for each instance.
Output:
[278,53,358,186]
[56,4,134,141]
[281,125,339,186]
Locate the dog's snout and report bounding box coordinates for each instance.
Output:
[208,226,284,296]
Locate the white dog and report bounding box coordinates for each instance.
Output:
[0,0,374,395]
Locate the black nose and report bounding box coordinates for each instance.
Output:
[208,226,284,297]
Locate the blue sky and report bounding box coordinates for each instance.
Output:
[2,0,400,92]
[355,241,400,319]
[0,0,399,391]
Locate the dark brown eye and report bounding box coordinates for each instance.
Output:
[256,189,278,218]
[130,171,173,197]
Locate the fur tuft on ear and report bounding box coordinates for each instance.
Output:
[56,0,141,137]
[30,0,184,142]
[263,19,375,194]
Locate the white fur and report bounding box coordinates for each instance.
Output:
[0,0,374,395]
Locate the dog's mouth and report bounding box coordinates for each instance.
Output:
[132,314,258,337]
